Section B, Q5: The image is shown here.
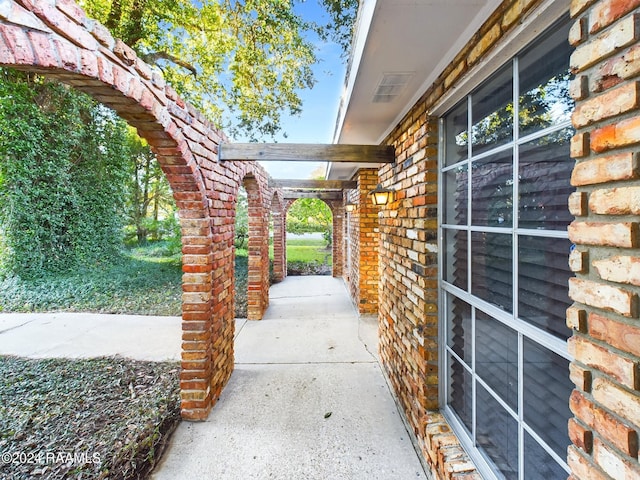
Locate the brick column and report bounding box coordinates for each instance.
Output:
[567,2,640,479]
[357,169,379,314]
[179,214,214,420]
[330,202,344,278]
[246,178,266,320]
[343,169,379,313]
[271,207,286,282]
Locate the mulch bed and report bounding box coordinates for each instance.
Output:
[0,356,181,479]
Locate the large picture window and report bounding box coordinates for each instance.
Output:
[440,18,574,480]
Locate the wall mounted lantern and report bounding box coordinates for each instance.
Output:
[368,184,394,206]
[345,202,357,212]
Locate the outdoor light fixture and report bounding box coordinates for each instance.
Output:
[345,202,357,212]
[368,184,394,206]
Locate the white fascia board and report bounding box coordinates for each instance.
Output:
[331,0,378,146]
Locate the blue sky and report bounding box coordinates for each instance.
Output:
[254,0,347,180]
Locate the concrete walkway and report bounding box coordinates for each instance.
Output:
[0,311,181,361]
[0,276,427,479]
[153,276,426,479]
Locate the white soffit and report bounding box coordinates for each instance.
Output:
[332,0,502,149]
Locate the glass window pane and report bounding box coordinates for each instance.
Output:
[523,339,572,459]
[472,149,513,227]
[518,236,573,340]
[448,354,473,434]
[472,64,513,155]
[445,100,469,166]
[476,311,518,410]
[447,295,472,363]
[471,231,513,313]
[519,129,575,230]
[524,431,568,480]
[442,17,573,480]
[443,164,468,225]
[519,21,574,137]
[444,229,468,289]
[477,384,519,480]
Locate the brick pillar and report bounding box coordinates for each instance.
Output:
[331,202,344,278]
[343,169,379,313]
[260,196,270,312]
[357,169,379,314]
[271,207,286,282]
[567,2,640,479]
[246,178,266,320]
[179,215,214,420]
[206,183,236,415]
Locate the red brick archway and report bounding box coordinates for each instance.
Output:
[0,0,279,420]
[237,165,271,320]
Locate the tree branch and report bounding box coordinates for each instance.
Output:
[141,51,198,77]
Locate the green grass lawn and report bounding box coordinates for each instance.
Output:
[286,238,332,264]
[266,237,333,264]
[242,236,332,264]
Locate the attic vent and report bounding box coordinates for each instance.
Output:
[372,72,413,103]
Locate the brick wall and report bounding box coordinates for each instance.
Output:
[344,169,379,313]
[377,0,555,477]
[0,0,280,421]
[567,1,640,478]
[380,111,441,470]
[375,0,640,477]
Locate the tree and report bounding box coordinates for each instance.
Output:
[317,0,359,59]
[80,0,358,139]
[286,198,332,245]
[123,131,177,245]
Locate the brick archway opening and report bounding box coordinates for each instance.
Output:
[283,198,341,277]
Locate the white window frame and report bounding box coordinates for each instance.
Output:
[436,3,573,479]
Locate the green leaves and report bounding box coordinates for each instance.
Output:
[234,187,249,249]
[123,130,177,246]
[0,246,182,315]
[80,0,357,139]
[286,198,332,244]
[0,356,180,479]
[0,71,131,277]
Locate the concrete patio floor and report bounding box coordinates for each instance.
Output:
[0,276,427,479]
